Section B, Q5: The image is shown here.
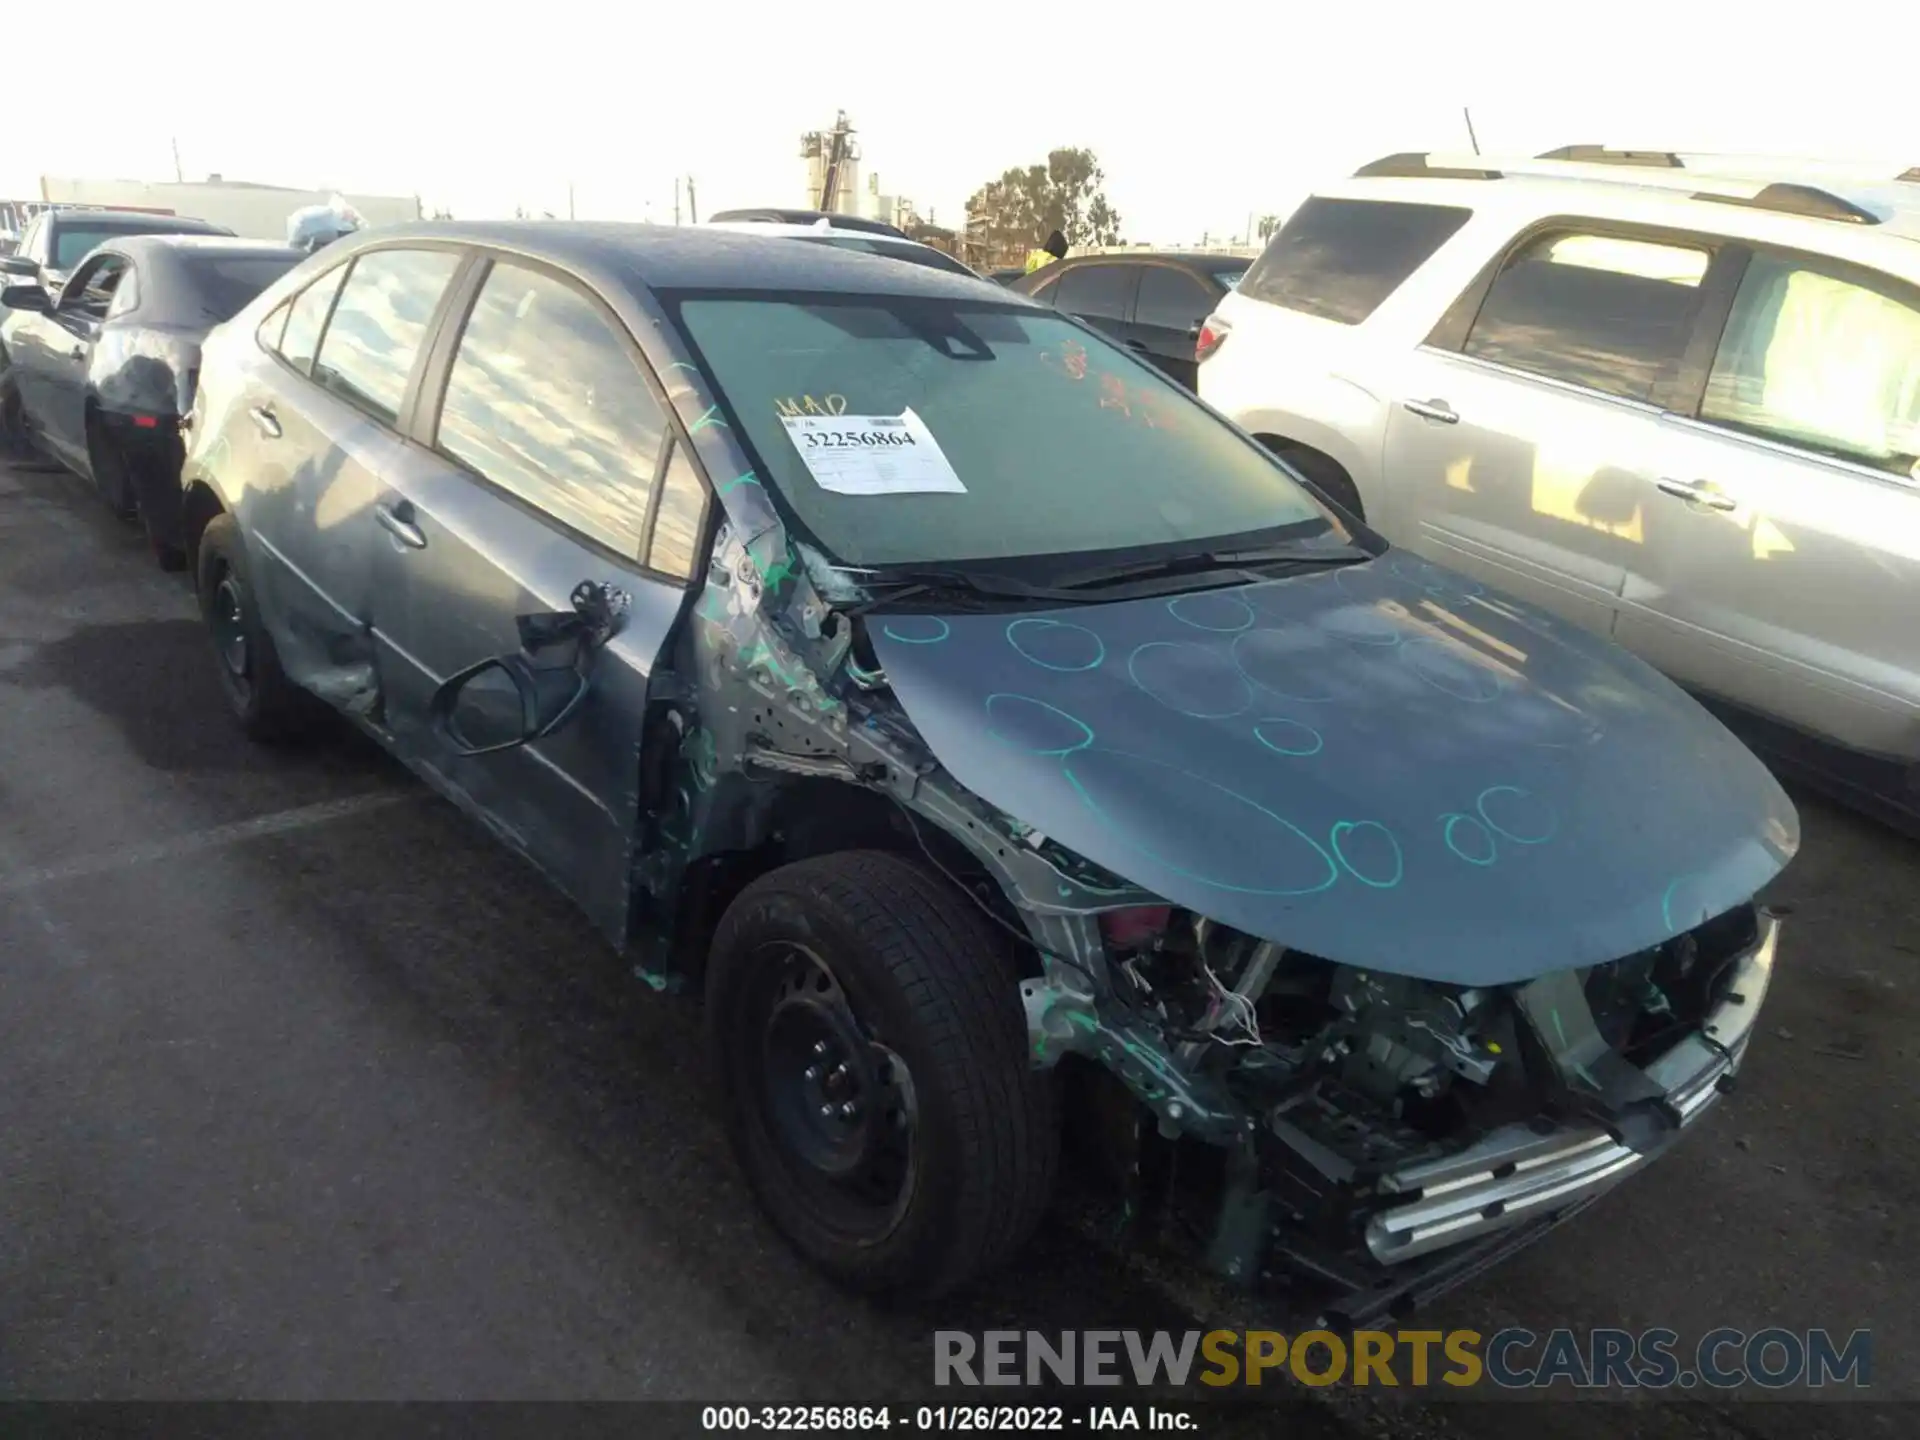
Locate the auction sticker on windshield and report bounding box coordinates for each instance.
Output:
[779,407,967,496]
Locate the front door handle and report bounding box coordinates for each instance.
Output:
[248,404,282,439]
[67,345,84,361]
[1404,398,1459,424]
[375,500,427,549]
[1656,477,1738,511]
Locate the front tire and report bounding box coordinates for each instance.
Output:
[195,513,313,741]
[706,850,1059,1297]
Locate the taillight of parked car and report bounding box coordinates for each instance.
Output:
[1196,314,1231,364]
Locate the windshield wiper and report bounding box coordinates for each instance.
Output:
[1054,543,1374,592]
[847,567,1094,611]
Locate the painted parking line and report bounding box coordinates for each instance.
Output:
[0,790,417,896]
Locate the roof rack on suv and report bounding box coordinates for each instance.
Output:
[1353,152,1502,181]
[1540,146,1920,187]
[1692,183,1881,225]
[1356,151,1889,226]
[1536,146,1682,168]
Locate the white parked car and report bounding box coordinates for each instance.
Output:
[1200,147,1920,822]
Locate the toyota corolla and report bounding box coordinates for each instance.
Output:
[175,222,1797,1314]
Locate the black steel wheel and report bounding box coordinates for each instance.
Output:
[194,513,313,741]
[707,850,1059,1296]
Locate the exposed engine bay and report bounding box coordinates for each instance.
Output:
[1060,899,1771,1317]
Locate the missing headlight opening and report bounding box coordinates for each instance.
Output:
[1048,899,1773,1324]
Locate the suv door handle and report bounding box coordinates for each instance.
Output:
[1656,477,1738,511]
[375,500,427,549]
[248,404,282,439]
[1404,398,1459,424]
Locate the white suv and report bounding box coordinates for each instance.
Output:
[1201,148,1920,816]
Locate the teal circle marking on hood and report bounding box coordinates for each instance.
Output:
[870,551,1799,985]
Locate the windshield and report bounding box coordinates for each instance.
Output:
[182,254,301,321]
[798,235,976,278]
[670,294,1330,569]
[53,222,203,270]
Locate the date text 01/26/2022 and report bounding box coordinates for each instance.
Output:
[700,1405,1197,1432]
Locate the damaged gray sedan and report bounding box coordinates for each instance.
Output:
[177,222,1798,1315]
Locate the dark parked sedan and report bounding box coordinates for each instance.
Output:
[0,234,302,565]
[1015,251,1248,388]
[0,206,234,292]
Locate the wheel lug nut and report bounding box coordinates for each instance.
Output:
[832,1062,849,1079]
[818,1104,835,1118]
[839,1102,858,1119]
[812,1040,829,1056]
[805,1064,821,1081]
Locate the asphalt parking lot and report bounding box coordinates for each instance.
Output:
[1,453,1913,1435]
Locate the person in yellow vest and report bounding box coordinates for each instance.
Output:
[1024,229,1068,274]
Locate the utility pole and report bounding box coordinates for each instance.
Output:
[1462,106,1482,155]
[171,137,183,183]
[674,177,682,226]
[686,176,698,225]
[568,182,576,220]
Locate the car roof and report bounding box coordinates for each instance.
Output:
[48,209,230,234]
[700,219,940,249]
[114,234,303,261]
[1055,251,1251,273]
[707,207,909,238]
[1309,154,1920,282]
[342,220,1003,301]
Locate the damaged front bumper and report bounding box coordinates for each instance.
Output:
[1363,912,1776,1266]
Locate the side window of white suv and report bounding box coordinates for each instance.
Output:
[1699,251,1920,480]
[1460,230,1711,404]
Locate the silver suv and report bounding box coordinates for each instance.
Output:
[1201,148,1920,819]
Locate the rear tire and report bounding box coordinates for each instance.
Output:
[85,413,137,518]
[195,513,313,742]
[706,850,1059,1297]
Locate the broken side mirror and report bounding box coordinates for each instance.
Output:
[426,580,630,756]
[430,654,590,756]
[2,283,50,313]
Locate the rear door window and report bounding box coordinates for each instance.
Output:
[311,248,461,424]
[1052,263,1139,321]
[1133,266,1213,331]
[274,264,348,374]
[1462,230,1710,403]
[1240,197,1471,324]
[182,254,302,322]
[435,260,671,560]
[1700,250,1920,476]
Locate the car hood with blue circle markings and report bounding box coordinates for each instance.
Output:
[868,550,1799,986]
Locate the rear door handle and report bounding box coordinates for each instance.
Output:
[248,404,282,439]
[67,345,85,361]
[1656,477,1738,511]
[1404,398,1459,424]
[375,500,427,549]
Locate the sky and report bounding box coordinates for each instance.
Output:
[5,0,1913,245]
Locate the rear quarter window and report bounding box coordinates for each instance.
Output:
[1239,197,1472,325]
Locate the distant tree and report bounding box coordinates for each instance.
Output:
[964,148,1123,265]
[1257,213,1280,242]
